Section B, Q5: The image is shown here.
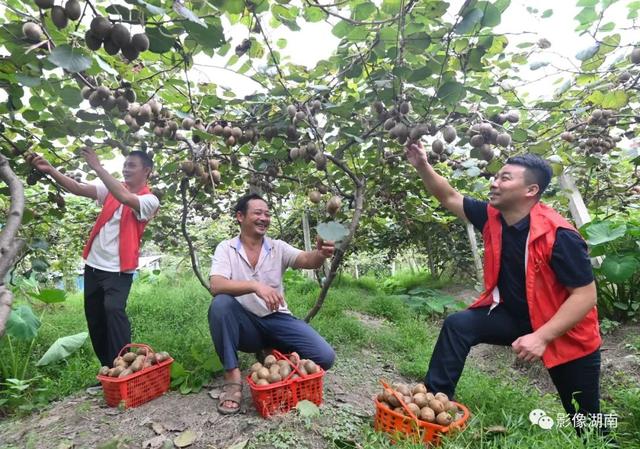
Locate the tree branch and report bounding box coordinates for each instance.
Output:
[179,178,209,292]
[0,155,26,337]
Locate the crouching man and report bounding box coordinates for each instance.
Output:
[208,193,336,414]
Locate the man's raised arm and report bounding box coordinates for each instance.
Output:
[405,142,465,221]
[26,153,97,199]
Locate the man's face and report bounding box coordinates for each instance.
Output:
[238,199,271,236]
[489,164,538,210]
[122,155,150,185]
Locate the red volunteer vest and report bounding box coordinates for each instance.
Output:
[82,185,151,272]
[468,202,601,368]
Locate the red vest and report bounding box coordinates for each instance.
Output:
[469,202,601,368]
[82,185,151,272]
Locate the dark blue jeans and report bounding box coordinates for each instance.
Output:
[208,294,335,371]
[425,305,601,418]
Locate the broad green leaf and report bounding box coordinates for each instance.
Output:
[454,8,484,34]
[146,26,175,53]
[93,55,118,76]
[135,0,166,15]
[36,332,88,366]
[47,45,92,73]
[317,221,349,243]
[576,44,599,60]
[173,2,206,27]
[354,2,376,21]
[28,288,67,304]
[600,255,639,283]
[303,5,326,22]
[583,221,626,246]
[542,9,553,18]
[296,400,320,418]
[6,305,41,340]
[601,91,628,109]
[437,81,466,105]
[16,75,40,87]
[478,2,501,27]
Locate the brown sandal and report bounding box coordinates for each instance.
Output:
[217,381,242,415]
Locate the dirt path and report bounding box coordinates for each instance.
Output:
[0,348,411,449]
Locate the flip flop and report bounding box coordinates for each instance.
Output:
[216,381,243,415]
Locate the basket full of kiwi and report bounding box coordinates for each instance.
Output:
[246,350,324,417]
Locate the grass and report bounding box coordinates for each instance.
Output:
[1,269,636,448]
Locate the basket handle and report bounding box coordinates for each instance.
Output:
[272,349,305,379]
[380,379,420,422]
[117,343,154,364]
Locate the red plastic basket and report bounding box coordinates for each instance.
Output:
[247,350,324,418]
[96,343,173,408]
[374,381,470,445]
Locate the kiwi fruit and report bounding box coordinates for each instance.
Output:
[470,134,485,148]
[413,392,429,408]
[442,125,457,143]
[98,366,109,376]
[124,89,136,103]
[136,347,149,356]
[121,43,140,61]
[619,71,631,83]
[420,406,436,422]
[257,367,270,380]
[384,118,396,130]
[90,16,112,40]
[289,148,300,159]
[268,372,282,383]
[64,0,82,20]
[412,384,427,395]
[131,33,150,52]
[88,91,103,108]
[409,124,428,141]
[287,104,297,118]
[231,127,242,139]
[314,153,327,171]
[85,30,102,50]
[102,96,116,111]
[256,379,269,386]
[22,22,43,42]
[148,99,161,115]
[309,190,322,203]
[96,85,110,99]
[118,368,133,378]
[110,23,130,48]
[399,101,410,114]
[208,159,220,170]
[431,139,444,154]
[250,372,260,383]
[630,47,640,65]
[111,366,124,377]
[407,403,421,416]
[225,136,236,146]
[506,111,519,123]
[264,354,277,367]
[304,360,319,374]
[479,144,494,161]
[211,170,221,184]
[51,6,68,29]
[496,133,511,147]
[436,411,453,425]
[103,37,120,55]
[182,118,194,130]
[35,0,54,8]
[115,96,129,111]
[295,110,306,122]
[280,365,291,378]
[326,195,341,216]
[428,398,445,414]
[138,104,151,120]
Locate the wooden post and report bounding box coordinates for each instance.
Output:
[302,210,315,280]
[558,172,602,267]
[466,222,484,285]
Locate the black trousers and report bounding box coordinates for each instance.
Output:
[84,266,134,368]
[425,305,601,419]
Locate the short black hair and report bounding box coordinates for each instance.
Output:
[505,153,552,196]
[129,150,154,170]
[234,193,268,215]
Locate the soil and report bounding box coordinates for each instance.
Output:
[1,290,637,449]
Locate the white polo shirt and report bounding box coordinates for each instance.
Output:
[209,236,302,317]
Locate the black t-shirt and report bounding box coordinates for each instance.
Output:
[463,197,594,320]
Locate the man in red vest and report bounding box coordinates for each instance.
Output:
[27,148,159,389]
[406,142,602,433]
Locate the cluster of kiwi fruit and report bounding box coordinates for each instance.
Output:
[180,158,222,186]
[30,0,81,31]
[307,183,328,204]
[466,121,512,162]
[630,47,640,65]
[248,353,320,386]
[289,141,327,170]
[561,109,621,155]
[98,347,171,378]
[85,16,149,61]
[201,120,259,147]
[377,383,461,426]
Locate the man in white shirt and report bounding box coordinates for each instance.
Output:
[27,148,159,385]
[209,193,335,414]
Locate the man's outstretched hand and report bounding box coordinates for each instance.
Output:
[316,237,335,258]
[405,141,429,169]
[25,153,53,174]
[80,146,102,171]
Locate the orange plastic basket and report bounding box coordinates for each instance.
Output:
[247,350,324,418]
[96,343,173,409]
[374,381,470,445]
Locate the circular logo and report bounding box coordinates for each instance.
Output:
[529,409,546,425]
[538,415,555,430]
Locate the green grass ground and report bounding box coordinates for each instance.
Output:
[1,270,637,447]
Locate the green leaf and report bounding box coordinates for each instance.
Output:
[437,81,466,105]
[296,399,320,418]
[542,9,553,18]
[454,8,484,34]
[93,55,118,76]
[16,74,41,87]
[60,86,82,107]
[576,44,599,60]
[478,2,501,27]
[28,288,67,304]
[145,26,175,53]
[303,5,326,22]
[317,221,349,243]
[135,0,166,15]
[6,305,41,340]
[47,45,92,73]
[36,332,88,366]
[583,221,626,246]
[354,2,376,20]
[601,91,628,109]
[173,2,206,27]
[600,255,639,283]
